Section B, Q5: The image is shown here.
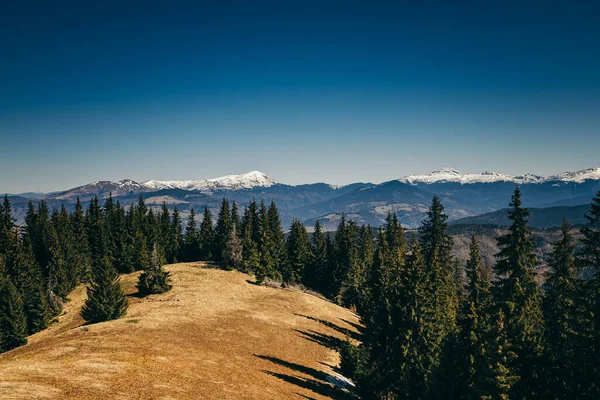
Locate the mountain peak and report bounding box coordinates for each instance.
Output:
[142,171,276,192]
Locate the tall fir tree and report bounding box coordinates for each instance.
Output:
[308,220,328,292]
[579,190,600,397]
[199,206,214,260]
[456,235,493,399]
[493,187,544,398]
[0,269,28,353]
[169,205,183,263]
[267,201,288,280]
[214,199,232,262]
[285,219,311,285]
[542,219,585,399]
[183,208,201,261]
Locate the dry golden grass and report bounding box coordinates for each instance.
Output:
[0,263,361,399]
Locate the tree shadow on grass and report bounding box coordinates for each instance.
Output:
[294,329,345,351]
[294,314,362,341]
[256,354,355,400]
[338,318,364,334]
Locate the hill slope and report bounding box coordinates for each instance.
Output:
[0,263,359,399]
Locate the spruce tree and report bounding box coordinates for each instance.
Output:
[81,257,127,324]
[419,196,459,390]
[231,201,241,232]
[199,206,214,260]
[132,231,150,270]
[214,198,232,262]
[456,235,493,399]
[493,187,544,398]
[71,197,91,281]
[542,219,584,399]
[309,220,328,292]
[579,190,600,397]
[0,270,28,353]
[169,205,183,263]
[285,219,311,285]
[257,200,276,280]
[183,208,200,261]
[267,201,288,280]
[137,243,172,296]
[224,220,243,270]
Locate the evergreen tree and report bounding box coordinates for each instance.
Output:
[81,257,127,324]
[542,219,584,399]
[419,196,459,389]
[285,219,311,285]
[308,220,328,292]
[579,190,600,397]
[493,187,544,398]
[242,220,262,281]
[183,208,201,261]
[214,199,232,262]
[71,197,91,281]
[257,200,276,280]
[0,269,28,353]
[132,231,149,270]
[137,243,172,296]
[199,206,214,260]
[267,201,288,280]
[456,235,493,399]
[478,311,519,400]
[0,195,16,254]
[169,205,183,263]
[231,201,241,232]
[224,220,243,270]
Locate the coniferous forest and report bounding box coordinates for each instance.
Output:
[1,189,599,399]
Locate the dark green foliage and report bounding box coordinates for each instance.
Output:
[579,190,600,397]
[168,205,183,263]
[307,220,328,292]
[137,244,172,296]
[285,219,311,285]
[267,201,288,280]
[199,206,214,260]
[214,199,232,262]
[0,271,28,352]
[183,208,201,261]
[455,235,493,399]
[542,219,585,399]
[81,257,127,324]
[493,187,544,398]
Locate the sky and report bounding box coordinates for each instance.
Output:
[1,1,599,193]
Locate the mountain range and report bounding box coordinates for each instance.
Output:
[4,168,600,230]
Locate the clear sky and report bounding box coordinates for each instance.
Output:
[1,1,599,193]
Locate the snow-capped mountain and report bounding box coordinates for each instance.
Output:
[399,167,598,185]
[142,171,276,192]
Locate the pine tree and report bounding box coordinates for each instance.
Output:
[0,270,28,353]
[132,231,149,270]
[478,311,519,400]
[419,196,459,391]
[456,235,493,399]
[71,197,91,281]
[231,201,241,232]
[81,257,127,324]
[183,208,200,261]
[308,220,328,292]
[493,187,544,398]
[137,243,172,296]
[267,201,288,280]
[224,220,243,270]
[285,219,311,285]
[169,205,183,263]
[579,190,600,397]
[242,221,262,281]
[199,206,214,260]
[542,219,584,399]
[214,199,232,262]
[257,200,276,280]
[0,195,16,254]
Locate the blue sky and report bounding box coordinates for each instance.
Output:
[1,1,599,193]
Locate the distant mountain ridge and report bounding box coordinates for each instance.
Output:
[3,167,600,230]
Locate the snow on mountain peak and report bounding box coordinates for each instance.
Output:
[400,167,600,185]
[142,171,276,192]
